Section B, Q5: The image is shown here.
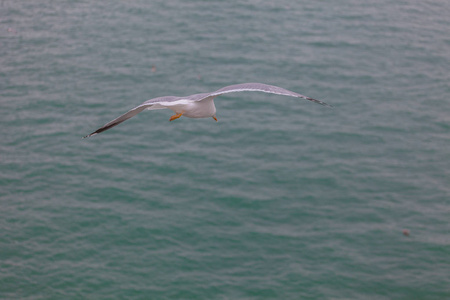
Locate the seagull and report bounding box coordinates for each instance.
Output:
[83,82,330,138]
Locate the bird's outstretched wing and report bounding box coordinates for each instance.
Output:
[83,105,149,138]
[186,83,331,107]
[83,96,180,138]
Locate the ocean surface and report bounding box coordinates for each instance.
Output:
[1,0,449,299]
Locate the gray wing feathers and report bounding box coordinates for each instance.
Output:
[84,96,181,138]
[83,105,149,138]
[195,83,330,106]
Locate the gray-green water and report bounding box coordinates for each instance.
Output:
[1,1,450,299]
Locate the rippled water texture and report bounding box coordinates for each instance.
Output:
[1,0,449,299]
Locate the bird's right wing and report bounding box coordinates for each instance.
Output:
[213,83,331,106]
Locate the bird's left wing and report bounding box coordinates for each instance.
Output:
[83,96,179,138]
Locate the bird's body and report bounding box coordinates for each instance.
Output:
[163,96,217,119]
[84,83,330,138]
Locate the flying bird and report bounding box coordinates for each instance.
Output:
[83,82,330,138]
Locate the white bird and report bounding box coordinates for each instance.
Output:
[83,82,330,138]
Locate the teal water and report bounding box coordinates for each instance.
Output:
[1,0,450,299]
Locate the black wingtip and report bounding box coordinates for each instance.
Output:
[82,133,95,139]
[307,97,333,107]
[83,121,121,139]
